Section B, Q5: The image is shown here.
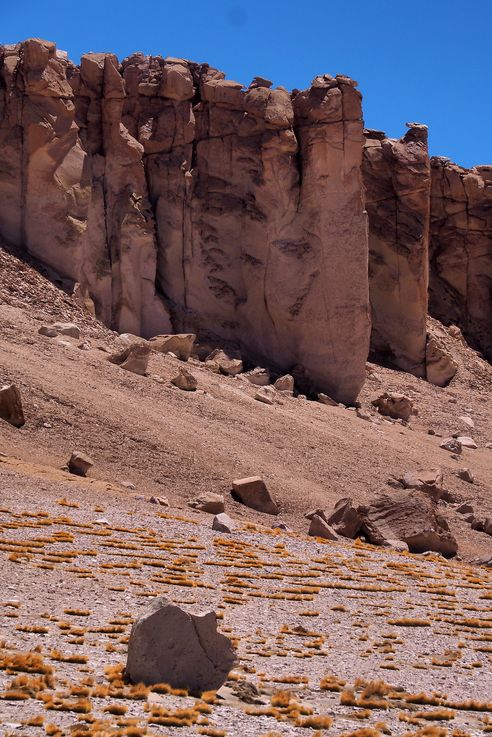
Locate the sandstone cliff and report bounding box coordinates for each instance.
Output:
[363,124,430,377]
[0,38,370,403]
[429,158,492,362]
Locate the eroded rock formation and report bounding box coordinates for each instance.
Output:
[363,124,430,376]
[0,38,370,403]
[429,159,492,362]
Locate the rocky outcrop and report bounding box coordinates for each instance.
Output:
[0,39,370,404]
[429,158,492,362]
[363,124,430,377]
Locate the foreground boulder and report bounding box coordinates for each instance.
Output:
[359,491,458,557]
[109,343,150,375]
[68,451,94,477]
[231,476,279,515]
[149,334,196,361]
[326,498,363,538]
[0,384,25,428]
[126,597,236,693]
[212,513,236,533]
[372,392,415,421]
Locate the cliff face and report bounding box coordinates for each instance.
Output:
[363,124,430,377]
[429,159,492,362]
[0,38,370,403]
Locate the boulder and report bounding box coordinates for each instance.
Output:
[359,491,458,557]
[68,451,94,477]
[212,513,236,533]
[125,597,236,693]
[326,497,363,538]
[400,469,444,501]
[109,343,151,375]
[206,350,243,376]
[274,374,295,394]
[308,514,340,541]
[244,368,271,386]
[0,384,25,428]
[52,322,81,338]
[231,476,279,515]
[371,393,415,421]
[425,331,458,387]
[440,438,462,454]
[149,333,196,361]
[188,493,225,514]
[171,367,197,391]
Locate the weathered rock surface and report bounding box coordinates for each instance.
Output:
[0,40,370,404]
[231,476,279,515]
[359,491,458,557]
[171,366,197,391]
[363,125,430,377]
[126,597,236,693]
[68,450,94,476]
[0,384,25,427]
[429,158,492,362]
[109,342,150,375]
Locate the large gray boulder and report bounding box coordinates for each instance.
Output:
[0,384,25,428]
[126,597,236,694]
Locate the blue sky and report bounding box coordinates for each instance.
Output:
[2,0,491,167]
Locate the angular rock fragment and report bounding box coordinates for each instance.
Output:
[400,469,444,501]
[308,514,340,541]
[371,392,415,421]
[188,493,225,514]
[254,388,275,405]
[109,343,151,375]
[440,438,462,454]
[457,436,477,449]
[206,350,243,376]
[244,368,271,386]
[231,476,279,515]
[38,325,57,337]
[425,330,458,386]
[212,513,236,533]
[68,451,94,477]
[457,468,474,484]
[274,374,294,394]
[52,322,81,339]
[171,367,197,391]
[126,597,236,693]
[326,498,363,538]
[149,334,196,361]
[0,385,25,428]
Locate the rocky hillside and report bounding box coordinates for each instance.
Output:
[1,39,491,405]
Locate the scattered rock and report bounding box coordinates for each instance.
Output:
[188,493,225,514]
[109,343,151,375]
[456,502,474,515]
[244,368,271,386]
[371,392,415,421]
[254,389,275,405]
[120,481,136,490]
[206,349,243,376]
[425,332,458,387]
[0,384,25,428]
[272,521,291,531]
[149,496,169,507]
[308,514,340,541]
[126,597,236,693]
[68,451,94,477]
[212,513,236,533]
[38,325,57,337]
[52,322,81,338]
[149,334,196,361]
[77,341,91,351]
[383,539,410,553]
[400,469,444,501]
[274,374,294,394]
[326,498,363,538]
[304,508,328,522]
[317,393,338,407]
[440,438,462,454]
[231,476,279,515]
[459,415,475,429]
[457,436,477,449]
[171,367,197,391]
[457,468,475,484]
[359,491,458,557]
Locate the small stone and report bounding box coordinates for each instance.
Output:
[459,416,475,429]
[254,388,275,405]
[318,392,338,406]
[212,513,236,533]
[371,392,415,421]
[440,438,462,454]
[38,325,57,337]
[244,368,271,386]
[206,349,243,376]
[121,481,136,490]
[68,451,94,477]
[53,322,81,338]
[457,436,477,449]
[94,517,110,525]
[188,493,225,515]
[109,343,150,375]
[308,514,340,541]
[274,374,294,394]
[456,502,474,515]
[171,367,197,391]
[149,496,169,507]
[78,341,91,351]
[457,468,474,484]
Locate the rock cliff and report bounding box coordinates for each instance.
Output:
[429,158,492,362]
[0,38,370,403]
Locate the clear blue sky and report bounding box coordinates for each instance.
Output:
[3,0,491,167]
